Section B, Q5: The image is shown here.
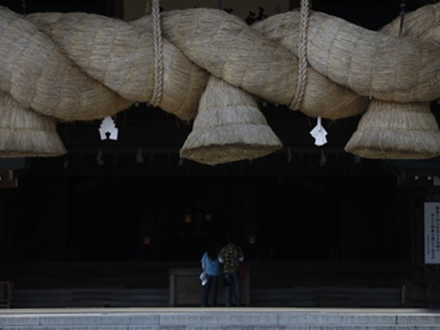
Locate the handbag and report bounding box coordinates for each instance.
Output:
[199,271,207,286]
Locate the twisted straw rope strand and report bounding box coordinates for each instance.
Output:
[2,4,440,122]
[0,8,132,121]
[27,8,207,121]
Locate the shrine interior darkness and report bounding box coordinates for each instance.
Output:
[0,0,438,264]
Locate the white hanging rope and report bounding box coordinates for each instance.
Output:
[146,0,164,107]
[290,0,311,110]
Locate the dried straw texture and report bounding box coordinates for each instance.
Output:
[305,11,440,103]
[253,11,369,119]
[345,101,440,159]
[0,7,131,121]
[150,8,299,107]
[2,4,440,161]
[132,8,368,119]
[29,11,209,121]
[380,2,440,39]
[345,3,440,159]
[180,76,282,165]
[0,91,66,157]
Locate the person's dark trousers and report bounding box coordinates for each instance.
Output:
[202,275,218,307]
[224,271,241,306]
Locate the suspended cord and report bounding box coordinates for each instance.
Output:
[21,0,27,14]
[145,0,151,15]
[399,0,406,36]
[146,0,164,107]
[290,0,311,111]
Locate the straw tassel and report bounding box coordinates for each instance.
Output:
[0,91,66,157]
[345,2,440,159]
[345,100,440,159]
[180,76,283,165]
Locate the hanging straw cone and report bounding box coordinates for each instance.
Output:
[345,4,440,160]
[345,100,440,159]
[0,91,66,157]
[180,76,283,165]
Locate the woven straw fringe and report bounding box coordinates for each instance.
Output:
[345,100,440,159]
[0,91,66,157]
[180,76,282,165]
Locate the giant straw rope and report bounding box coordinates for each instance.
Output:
[1,2,440,163]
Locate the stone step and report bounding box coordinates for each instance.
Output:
[0,308,439,329]
[10,286,405,309]
[12,288,169,308]
[250,287,403,307]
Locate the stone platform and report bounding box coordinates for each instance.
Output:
[0,307,439,329]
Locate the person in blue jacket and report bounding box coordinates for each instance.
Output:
[200,243,220,307]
